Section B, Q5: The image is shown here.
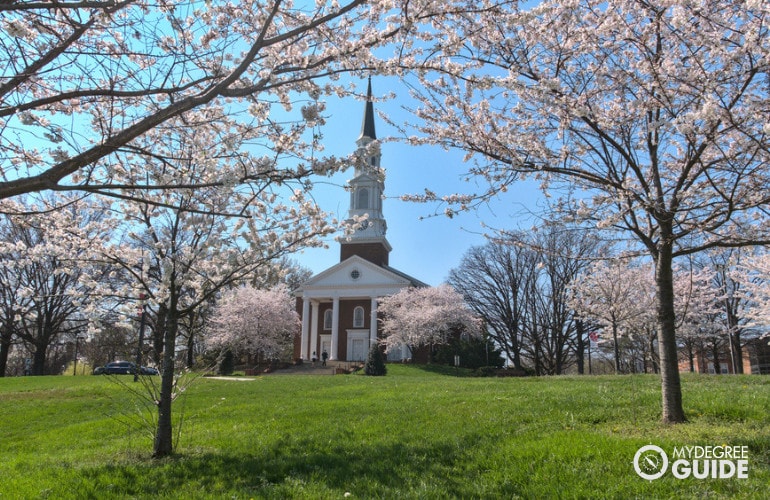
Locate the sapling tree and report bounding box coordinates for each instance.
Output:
[378,284,482,357]
[406,0,770,422]
[92,121,333,456]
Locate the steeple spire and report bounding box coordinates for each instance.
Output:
[341,77,391,266]
[358,77,376,141]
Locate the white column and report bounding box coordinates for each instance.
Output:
[370,297,378,346]
[310,300,319,360]
[300,298,310,360]
[331,295,340,360]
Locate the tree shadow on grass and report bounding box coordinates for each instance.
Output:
[74,435,485,498]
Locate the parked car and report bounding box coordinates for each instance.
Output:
[96,361,159,375]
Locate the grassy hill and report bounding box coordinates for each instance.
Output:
[1,365,768,499]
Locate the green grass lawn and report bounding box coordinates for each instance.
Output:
[0,366,768,499]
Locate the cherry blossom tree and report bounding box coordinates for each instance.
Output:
[206,285,299,361]
[570,260,655,373]
[0,118,333,454]
[735,251,770,331]
[675,266,727,373]
[378,284,482,357]
[0,197,112,375]
[405,0,770,423]
[0,0,457,204]
[572,260,723,373]
[709,252,749,373]
[90,121,334,456]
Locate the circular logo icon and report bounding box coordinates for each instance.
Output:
[634,444,668,481]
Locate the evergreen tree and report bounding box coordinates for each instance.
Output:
[364,344,387,376]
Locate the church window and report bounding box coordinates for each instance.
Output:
[323,309,332,330]
[357,188,369,209]
[353,306,365,328]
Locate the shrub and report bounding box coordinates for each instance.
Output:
[474,366,500,377]
[433,336,505,369]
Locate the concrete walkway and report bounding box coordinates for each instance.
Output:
[270,361,363,375]
[207,361,363,379]
[207,376,258,381]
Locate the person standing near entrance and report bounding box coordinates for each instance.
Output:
[322,350,328,366]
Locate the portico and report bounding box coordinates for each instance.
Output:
[298,296,377,361]
[296,255,425,361]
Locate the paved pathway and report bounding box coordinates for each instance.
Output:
[207,361,363,379]
[207,376,258,381]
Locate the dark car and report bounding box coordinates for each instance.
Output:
[98,361,158,375]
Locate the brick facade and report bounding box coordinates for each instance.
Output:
[340,242,389,267]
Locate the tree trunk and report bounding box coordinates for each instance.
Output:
[711,342,722,374]
[0,341,9,377]
[512,348,522,370]
[725,299,743,374]
[612,320,620,374]
[0,325,11,377]
[186,312,196,368]
[732,330,743,374]
[575,319,585,375]
[154,294,178,458]
[32,343,47,375]
[153,305,167,365]
[654,237,686,423]
[650,334,660,374]
[687,343,695,372]
[508,325,522,370]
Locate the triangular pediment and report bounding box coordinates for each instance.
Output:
[296,255,425,300]
[301,256,409,289]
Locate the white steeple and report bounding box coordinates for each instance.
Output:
[341,78,391,265]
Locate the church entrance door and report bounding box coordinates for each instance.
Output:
[351,338,366,361]
[347,330,370,361]
[320,336,331,362]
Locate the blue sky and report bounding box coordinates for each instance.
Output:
[294,76,545,286]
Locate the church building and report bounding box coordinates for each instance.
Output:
[294,81,427,362]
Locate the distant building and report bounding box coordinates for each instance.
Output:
[294,80,427,362]
[678,336,770,374]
